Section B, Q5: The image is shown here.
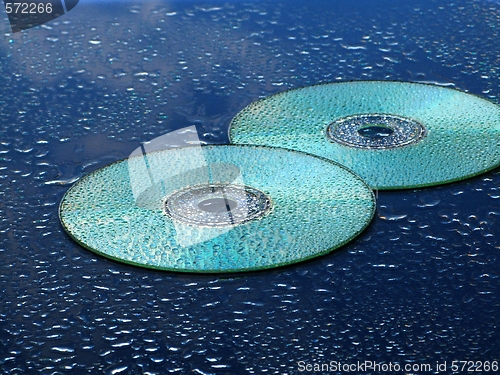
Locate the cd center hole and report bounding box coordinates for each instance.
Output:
[357,124,394,139]
[198,198,238,213]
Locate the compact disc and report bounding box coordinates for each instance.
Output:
[59,145,376,273]
[229,81,500,189]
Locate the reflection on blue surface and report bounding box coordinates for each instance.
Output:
[0,0,499,373]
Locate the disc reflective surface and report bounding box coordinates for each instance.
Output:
[59,145,375,273]
[229,81,500,189]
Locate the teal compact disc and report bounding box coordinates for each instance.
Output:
[229,81,500,189]
[59,145,376,273]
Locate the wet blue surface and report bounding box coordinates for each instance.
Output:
[1,0,499,373]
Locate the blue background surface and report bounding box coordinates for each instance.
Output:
[0,0,499,373]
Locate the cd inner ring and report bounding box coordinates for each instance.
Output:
[326,114,427,149]
[164,184,272,227]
